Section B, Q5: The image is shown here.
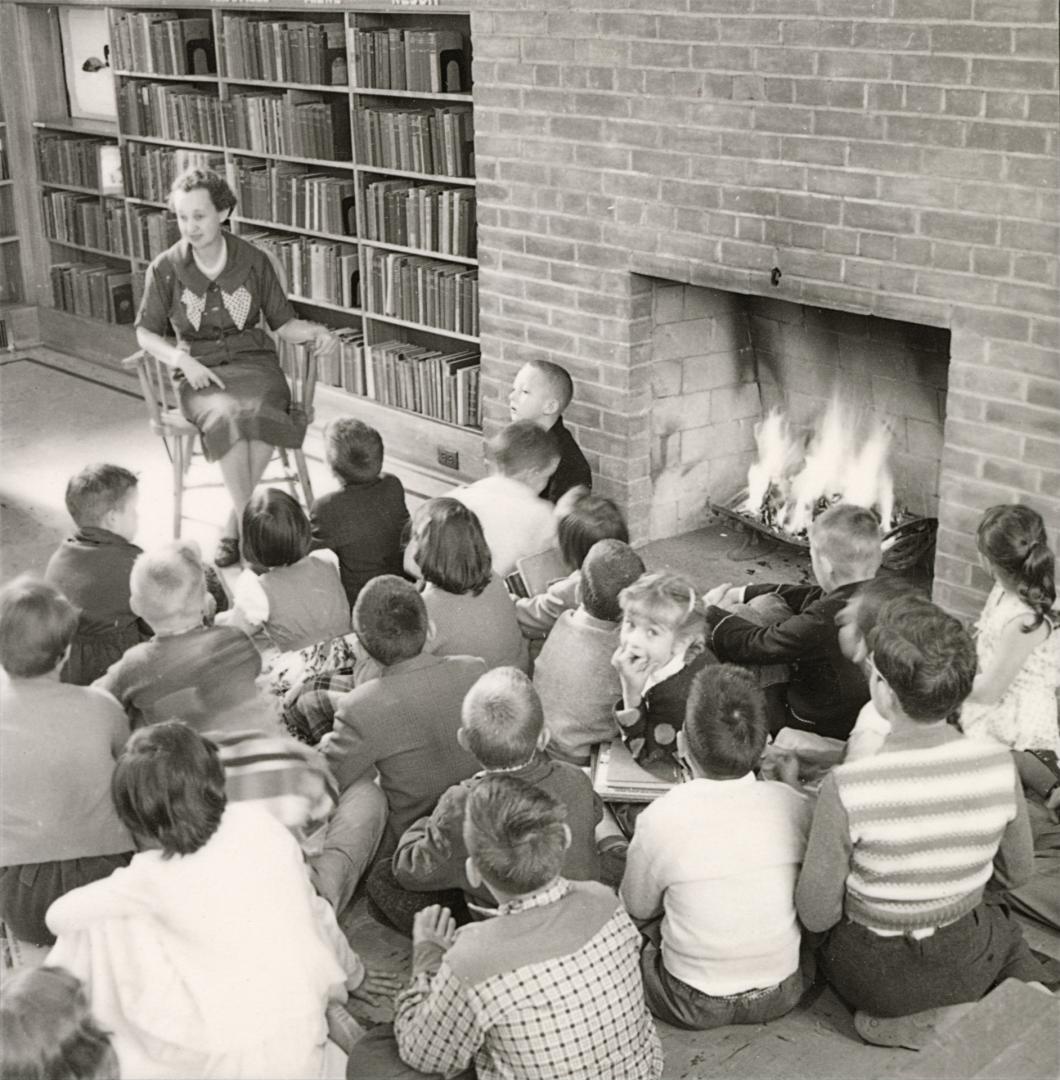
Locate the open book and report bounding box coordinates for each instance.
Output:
[591,739,682,803]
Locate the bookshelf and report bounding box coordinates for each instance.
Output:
[0,83,23,312]
[17,1,482,445]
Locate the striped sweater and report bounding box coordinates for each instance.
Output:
[831,734,1018,932]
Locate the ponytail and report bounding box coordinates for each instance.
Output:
[977,504,1057,633]
[1018,537,1057,633]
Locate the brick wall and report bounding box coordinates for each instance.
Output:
[471,0,1060,616]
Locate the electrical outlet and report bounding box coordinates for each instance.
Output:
[437,447,460,471]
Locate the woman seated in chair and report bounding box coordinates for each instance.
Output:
[135,166,338,567]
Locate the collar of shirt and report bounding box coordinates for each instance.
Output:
[642,652,686,695]
[878,720,959,754]
[379,652,444,679]
[73,526,139,550]
[496,876,571,917]
[686,772,756,789]
[173,231,252,295]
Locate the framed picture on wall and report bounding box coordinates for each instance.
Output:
[60,7,117,122]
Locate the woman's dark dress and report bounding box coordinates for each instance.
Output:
[135,231,305,462]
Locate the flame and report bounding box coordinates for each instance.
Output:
[740,409,801,516]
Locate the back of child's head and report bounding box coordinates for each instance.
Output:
[581,540,646,622]
[461,666,543,768]
[325,418,384,486]
[0,966,119,1080]
[129,541,206,627]
[240,487,312,571]
[618,570,706,649]
[352,574,428,666]
[112,721,226,858]
[463,774,568,896]
[684,665,768,777]
[869,595,977,722]
[836,574,929,666]
[556,489,629,571]
[410,497,492,597]
[809,503,883,580]
[489,421,560,481]
[977,504,1056,631]
[526,359,574,413]
[64,463,138,529]
[0,576,78,679]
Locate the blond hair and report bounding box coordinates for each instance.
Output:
[130,541,206,626]
[618,570,706,648]
[809,503,883,579]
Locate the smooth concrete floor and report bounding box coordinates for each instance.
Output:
[3,348,1056,1079]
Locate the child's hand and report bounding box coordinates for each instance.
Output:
[611,642,652,706]
[411,905,458,975]
[703,582,738,609]
[349,968,404,1007]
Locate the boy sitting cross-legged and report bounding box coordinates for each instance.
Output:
[622,664,812,1030]
[392,776,663,1080]
[796,595,1046,1047]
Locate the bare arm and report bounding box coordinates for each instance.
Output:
[966,617,1050,707]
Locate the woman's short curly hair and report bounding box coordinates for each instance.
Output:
[169,166,237,214]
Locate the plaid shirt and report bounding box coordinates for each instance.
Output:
[394,878,663,1080]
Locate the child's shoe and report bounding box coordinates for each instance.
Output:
[854,1003,974,1050]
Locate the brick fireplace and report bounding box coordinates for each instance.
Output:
[470,0,1059,618]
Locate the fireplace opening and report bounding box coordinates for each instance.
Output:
[646,280,950,565]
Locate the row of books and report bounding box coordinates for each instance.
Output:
[51,262,135,325]
[118,81,224,146]
[41,191,130,257]
[278,327,363,392]
[0,189,15,236]
[123,143,225,204]
[111,13,215,77]
[357,106,473,178]
[233,161,355,236]
[364,249,478,337]
[349,28,467,94]
[35,135,124,195]
[364,179,475,258]
[243,229,358,308]
[223,91,351,161]
[129,205,180,262]
[220,16,347,87]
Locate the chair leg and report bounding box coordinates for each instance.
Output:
[294,449,314,508]
[172,435,185,539]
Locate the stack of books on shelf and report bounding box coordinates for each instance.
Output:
[278,327,364,391]
[243,228,358,308]
[350,28,467,93]
[41,191,130,256]
[35,135,123,192]
[224,90,351,161]
[234,161,355,235]
[364,179,475,257]
[356,105,473,177]
[129,205,179,261]
[221,16,347,86]
[124,144,225,203]
[367,340,480,427]
[51,262,135,324]
[118,81,223,146]
[365,249,478,336]
[112,12,215,76]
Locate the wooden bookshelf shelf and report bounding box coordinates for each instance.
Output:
[0,234,18,245]
[354,165,475,186]
[0,179,12,188]
[126,195,169,210]
[228,147,355,170]
[364,311,478,343]
[123,134,225,153]
[44,236,131,261]
[33,117,119,138]
[362,238,475,266]
[235,214,355,245]
[114,70,218,84]
[288,294,362,316]
[222,76,348,94]
[351,87,473,103]
[41,180,105,197]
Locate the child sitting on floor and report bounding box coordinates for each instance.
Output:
[622,664,812,1031]
[390,777,662,1080]
[95,541,265,734]
[384,666,601,929]
[406,497,528,673]
[534,539,646,765]
[44,463,151,685]
[796,595,1045,1048]
[0,966,119,1080]
[507,358,592,503]
[219,488,354,696]
[310,419,409,610]
[452,421,559,578]
[0,578,134,948]
[516,488,629,639]
[704,502,882,740]
[46,722,382,1079]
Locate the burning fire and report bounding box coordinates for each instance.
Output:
[739,396,896,538]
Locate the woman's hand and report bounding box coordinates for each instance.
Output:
[177,353,225,390]
[313,327,340,359]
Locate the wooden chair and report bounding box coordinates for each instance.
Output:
[122,346,318,538]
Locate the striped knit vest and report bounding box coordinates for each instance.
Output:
[832,736,1016,932]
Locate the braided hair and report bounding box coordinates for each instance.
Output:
[977,504,1057,633]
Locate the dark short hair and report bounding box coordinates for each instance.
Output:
[241,488,312,570]
[684,665,768,776]
[557,492,628,571]
[869,595,977,722]
[0,576,78,678]
[112,722,226,858]
[64,463,138,528]
[352,575,428,666]
[0,966,119,1080]
[526,359,574,412]
[489,421,560,478]
[325,418,384,485]
[169,166,237,214]
[461,667,543,768]
[464,775,567,895]
[411,498,493,597]
[848,574,927,638]
[977,504,1056,632]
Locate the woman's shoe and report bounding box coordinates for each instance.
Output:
[214,536,241,568]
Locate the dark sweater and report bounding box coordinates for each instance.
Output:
[706,580,871,740]
[543,416,592,504]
